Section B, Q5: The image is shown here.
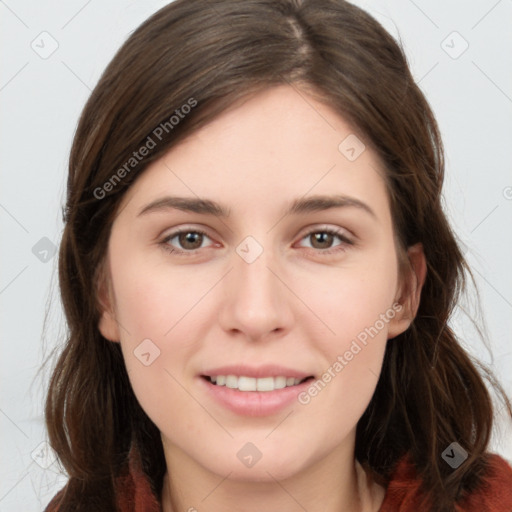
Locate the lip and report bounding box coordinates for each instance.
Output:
[201,364,311,379]
[198,365,315,417]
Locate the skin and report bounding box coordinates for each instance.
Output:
[98,84,426,512]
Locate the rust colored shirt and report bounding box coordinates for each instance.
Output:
[379,453,512,511]
[46,448,512,511]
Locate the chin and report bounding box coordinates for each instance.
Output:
[215,456,308,483]
[214,438,315,482]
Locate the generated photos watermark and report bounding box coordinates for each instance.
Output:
[298,302,402,405]
[93,97,197,200]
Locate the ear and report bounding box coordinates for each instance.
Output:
[387,243,427,339]
[96,263,120,343]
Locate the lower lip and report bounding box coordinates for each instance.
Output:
[199,377,313,417]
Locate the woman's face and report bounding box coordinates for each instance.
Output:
[99,84,416,481]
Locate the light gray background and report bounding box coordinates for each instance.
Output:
[1,0,511,510]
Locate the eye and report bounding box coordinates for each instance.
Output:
[159,226,352,257]
[161,228,215,254]
[297,227,353,253]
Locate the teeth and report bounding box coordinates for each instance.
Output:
[257,377,274,392]
[226,375,238,389]
[274,376,286,389]
[239,376,256,391]
[209,375,305,392]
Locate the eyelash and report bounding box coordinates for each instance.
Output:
[160,227,353,257]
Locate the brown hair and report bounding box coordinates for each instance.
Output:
[44,0,511,510]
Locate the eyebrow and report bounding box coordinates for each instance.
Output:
[137,194,376,219]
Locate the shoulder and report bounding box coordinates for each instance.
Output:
[43,444,161,512]
[457,454,512,511]
[114,443,162,512]
[379,453,512,512]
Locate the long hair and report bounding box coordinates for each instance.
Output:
[44,1,511,510]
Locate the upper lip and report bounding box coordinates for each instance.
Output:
[201,365,313,379]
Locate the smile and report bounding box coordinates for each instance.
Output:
[199,367,316,416]
[205,375,311,392]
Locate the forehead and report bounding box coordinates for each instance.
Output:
[120,84,390,220]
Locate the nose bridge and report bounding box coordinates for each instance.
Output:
[219,234,293,339]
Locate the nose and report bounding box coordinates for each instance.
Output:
[217,240,294,342]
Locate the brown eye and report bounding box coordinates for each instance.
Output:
[297,228,353,253]
[309,232,335,249]
[178,231,204,250]
[163,229,213,253]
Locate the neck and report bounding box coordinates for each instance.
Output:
[160,437,384,512]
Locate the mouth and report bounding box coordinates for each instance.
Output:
[201,374,315,392]
[199,367,316,416]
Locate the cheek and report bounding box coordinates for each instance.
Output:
[108,252,211,405]
[302,253,399,351]
[110,249,217,341]
[294,255,398,416]
[113,271,206,438]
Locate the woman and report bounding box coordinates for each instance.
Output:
[44,0,512,510]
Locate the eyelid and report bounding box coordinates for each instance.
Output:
[160,225,218,254]
[159,224,354,256]
[297,224,353,242]
[295,225,354,251]
[160,223,215,241]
